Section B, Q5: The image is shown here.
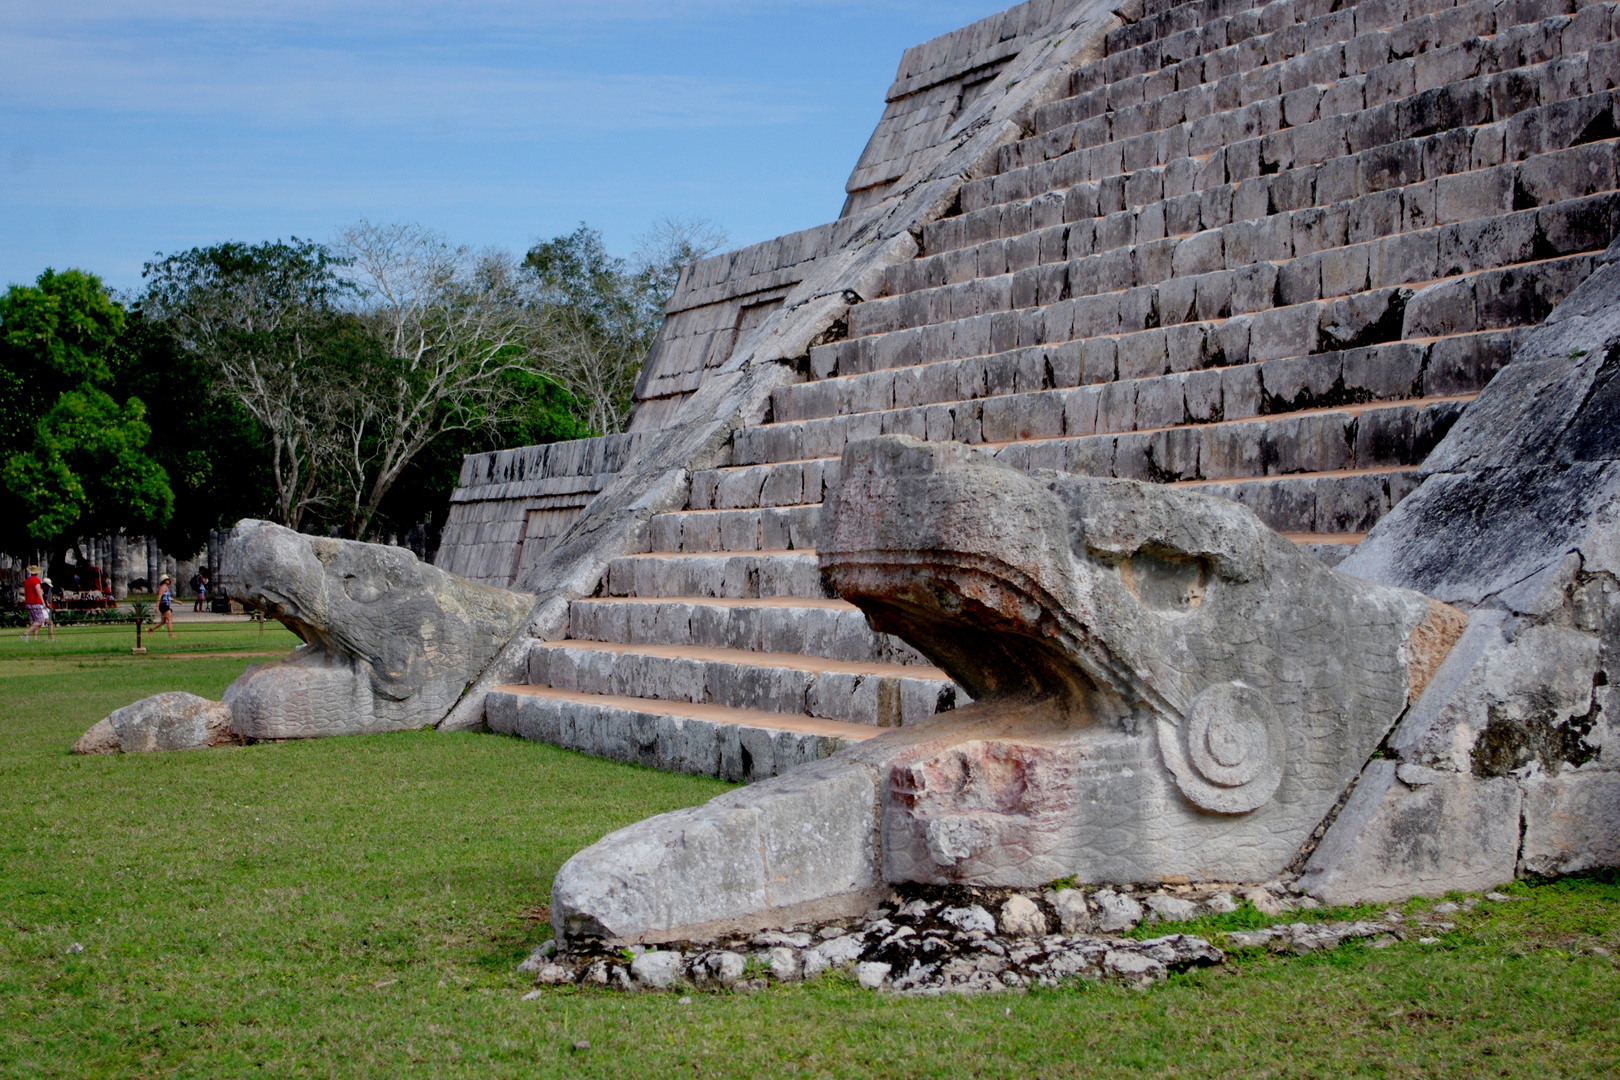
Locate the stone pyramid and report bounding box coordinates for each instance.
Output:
[439,0,1620,793]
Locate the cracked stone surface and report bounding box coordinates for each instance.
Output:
[215,521,534,739]
[71,692,237,755]
[1310,239,1620,903]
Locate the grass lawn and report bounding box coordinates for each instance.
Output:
[1,625,1617,1078]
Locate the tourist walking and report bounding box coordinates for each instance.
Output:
[155,575,176,638]
[21,565,53,643]
[192,568,208,613]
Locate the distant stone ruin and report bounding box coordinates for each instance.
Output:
[94,0,1618,935]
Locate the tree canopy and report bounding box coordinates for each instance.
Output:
[0,216,722,561]
[0,269,171,554]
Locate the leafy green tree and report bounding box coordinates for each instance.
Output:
[0,269,127,458]
[372,373,593,538]
[141,239,356,530]
[0,269,172,555]
[524,219,724,434]
[111,312,276,556]
[329,222,562,538]
[3,389,173,543]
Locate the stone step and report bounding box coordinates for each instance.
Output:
[1076,0,1514,116]
[816,253,1600,382]
[1027,0,1535,147]
[848,189,1615,356]
[1020,10,1616,179]
[768,333,1508,445]
[567,595,929,666]
[646,504,819,555]
[528,640,961,727]
[980,5,1620,202]
[894,171,1620,322]
[605,550,831,600]
[1188,465,1421,534]
[696,395,1470,510]
[485,684,879,783]
[1285,531,1366,568]
[654,465,1419,543]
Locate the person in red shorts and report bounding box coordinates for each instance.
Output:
[21,565,53,643]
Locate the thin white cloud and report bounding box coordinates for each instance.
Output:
[0,32,815,131]
[0,0,850,133]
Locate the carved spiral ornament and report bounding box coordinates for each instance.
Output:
[1159,681,1285,814]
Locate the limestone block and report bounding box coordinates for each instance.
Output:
[1144,895,1200,923]
[1048,888,1091,934]
[72,692,237,754]
[631,951,684,989]
[999,894,1048,936]
[1300,761,1521,904]
[1388,614,1601,775]
[1520,769,1620,876]
[550,757,880,945]
[1093,889,1143,932]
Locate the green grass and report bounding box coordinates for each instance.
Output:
[2,627,1617,1078]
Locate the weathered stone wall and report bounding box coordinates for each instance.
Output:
[843,0,1077,215]
[436,434,641,588]
[1301,235,1620,901]
[628,224,849,430]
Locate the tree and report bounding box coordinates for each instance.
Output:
[330,221,571,538]
[370,375,593,542]
[141,239,355,530]
[524,218,725,434]
[0,269,171,555]
[112,312,277,557]
[0,268,126,458]
[3,389,173,544]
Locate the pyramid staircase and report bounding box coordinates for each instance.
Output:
[488,0,1620,780]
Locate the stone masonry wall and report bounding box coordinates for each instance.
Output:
[436,434,641,588]
[842,0,1075,215]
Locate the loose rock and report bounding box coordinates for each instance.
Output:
[1144,895,1200,923]
[855,962,891,989]
[518,883,1436,997]
[1104,950,1166,980]
[1047,888,1091,934]
[73,692,237,755]
[764,946,801,981]
[1093,889,1144,932]
[630,950,684,989]
[999,895,1048,937]
[941,905,996,934]
[1244,887,1283,916]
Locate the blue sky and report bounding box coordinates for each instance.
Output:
[1,1,1002,291]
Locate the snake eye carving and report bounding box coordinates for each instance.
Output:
[1159,682,1285,814]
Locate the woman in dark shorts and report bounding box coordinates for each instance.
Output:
[156,575,176,638]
